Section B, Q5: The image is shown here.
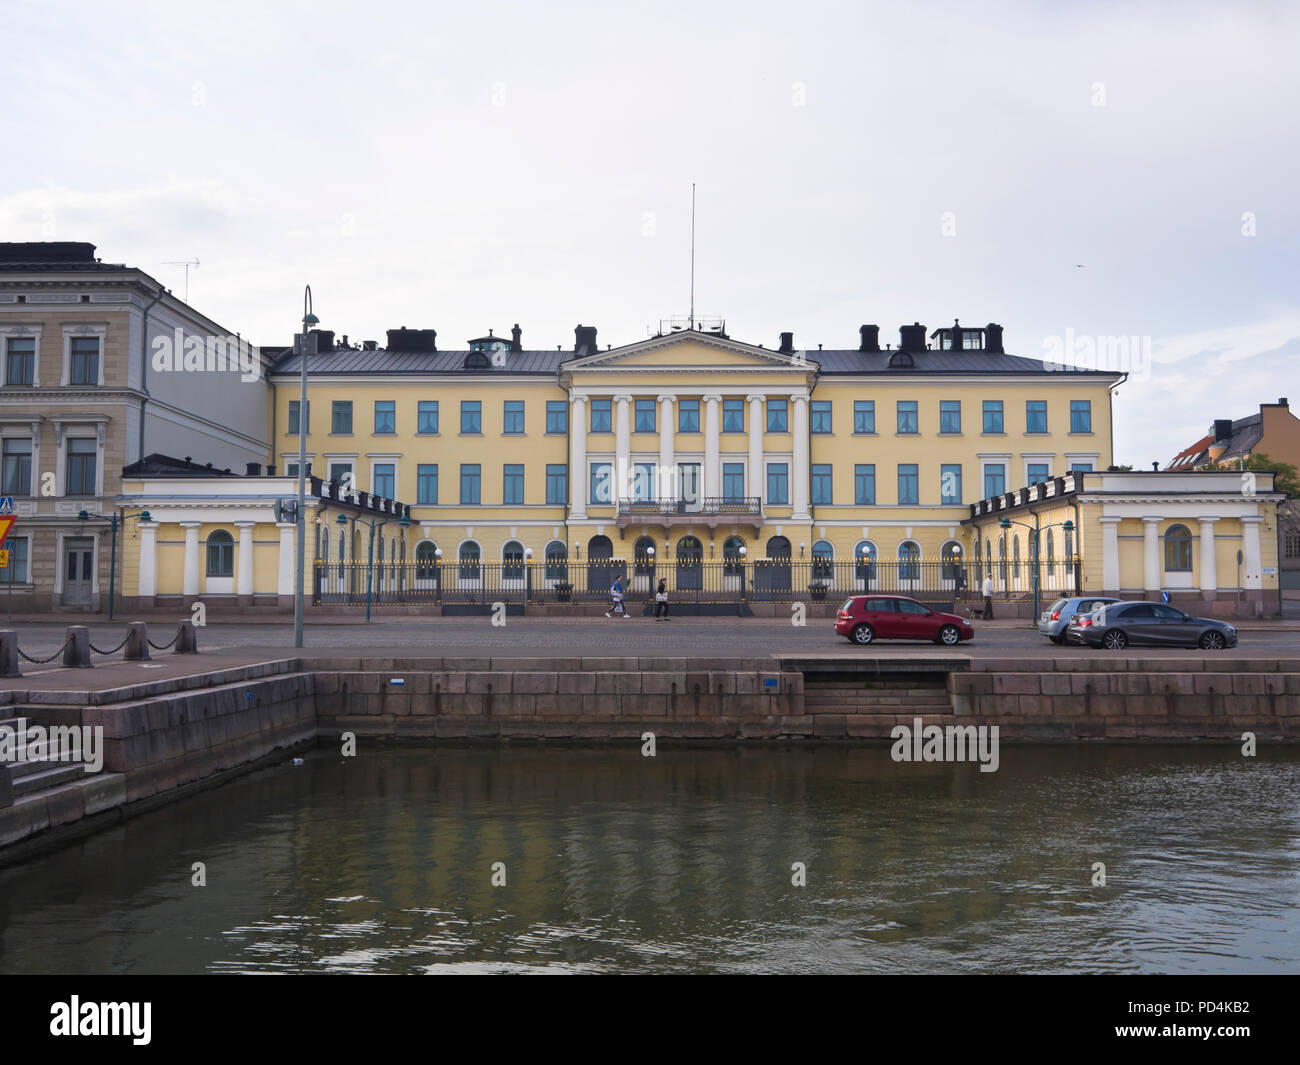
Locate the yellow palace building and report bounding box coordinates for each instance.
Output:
[270,317,1117,603]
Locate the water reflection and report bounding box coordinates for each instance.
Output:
[1,745,1297,973]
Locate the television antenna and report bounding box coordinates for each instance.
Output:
[163,258,200,303]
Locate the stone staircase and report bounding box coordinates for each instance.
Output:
[0,713,90,798]
[802,674,954,718]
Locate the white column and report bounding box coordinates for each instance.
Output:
[614,394,632,503]
[1100,516,1121,592]
[703,394,721,501]
[570,395,588,520]
[137,520,158,597]
[791,393,810,520]
[746,394,765,502]
[235,521,255,598]
[1198,517,1218,594]
[180,521,202,597]
[1142,516,1161,593]
[277,522,296,597]
[1242,516,1263,588]
[657,394,675,500]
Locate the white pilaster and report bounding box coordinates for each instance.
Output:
[570,395,588,520]
[614,394,632,502]
[235,521,255,597]
[791,393,810,520]
[1198,517,1219,593]
[658,394,675,499]
[1100,516,1121,591]
[180,521,202,597]
[1242,516,1263,589]
[277,522,296,596]
[137,521,158,597]
[747,394,764,502]
[703,394,721,501]
[1142,516,1161,593]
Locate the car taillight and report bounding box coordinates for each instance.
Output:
[1050,611,1060,621]
[1078,618,1092,627]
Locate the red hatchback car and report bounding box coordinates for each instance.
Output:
[835,595,975,646]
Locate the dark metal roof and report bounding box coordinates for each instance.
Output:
[270,348,570,376]
[123,453,238,477]
[811,349,1116,375]
[0,242,127,272]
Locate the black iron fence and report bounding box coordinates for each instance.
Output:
[314,556,1083,608]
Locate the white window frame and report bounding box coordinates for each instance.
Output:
[1,324,43,387]
[62,323,107,387]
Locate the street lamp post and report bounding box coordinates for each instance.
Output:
[339,510,410,622]
[1000,515,1074,626]
[79,507,151,620]
[294,286,319,648]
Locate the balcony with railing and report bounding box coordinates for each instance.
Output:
[614,496,764,531]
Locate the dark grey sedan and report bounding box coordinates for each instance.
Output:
[1066,601,1238,650]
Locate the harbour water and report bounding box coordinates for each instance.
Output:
[1,744,1297,973]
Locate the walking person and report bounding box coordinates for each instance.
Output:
[605,575,630,618]
[982,573,995,620]
[654,577,670,621]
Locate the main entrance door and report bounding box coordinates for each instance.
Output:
[62,537,94,608]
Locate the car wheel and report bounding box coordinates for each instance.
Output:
[1102,630,1128,650]
[937,625,961,645]
[1050,635,1065,645]
[852,624,875,645]
[1198,630,1227,650]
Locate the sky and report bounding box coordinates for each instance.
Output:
[1,0,1297,467]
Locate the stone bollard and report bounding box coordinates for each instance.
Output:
[173,619,199,654]
[0,630,20,678]
[0,763,12,809]
[63,626,93,668]
[124,622,151,661]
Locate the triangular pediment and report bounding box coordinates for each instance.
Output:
[562,330,813,372]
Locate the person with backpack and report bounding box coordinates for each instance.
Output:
[605,575,629,618]
[654,577,670,621]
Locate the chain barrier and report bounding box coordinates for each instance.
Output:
[16,634,74,665]
[88,635,131,656]
[147,629,182,651]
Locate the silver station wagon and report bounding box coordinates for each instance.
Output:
[1039,596,1121,644]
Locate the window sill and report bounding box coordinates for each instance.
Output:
[372,432,396,437]
[459,433,483,437]
[1068,431,1095,436]
[938,431,963,436]
[981,431,1007,436]
[416,432,440,436]
[895,431,920,437]
[329,433,354,437]
[852,431,877,436]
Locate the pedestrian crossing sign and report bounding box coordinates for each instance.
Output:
[0,496,12,515]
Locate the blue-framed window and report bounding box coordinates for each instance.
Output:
[590,399,612,433]
[983,401,1003,433]
[897,401,918,434]
[939,400,961,434]
[722,462,745,499]
[417,464,438,504]
[545,401,567,435]
[460,464,481,504]
[503,401,525,435]
[633,462,655,501]
[811,464,833,504]
[331,401,353,434]
[767,399,788,433]
[854,400,875,434]
[545,464,568,505]
[1070,462,1093,473]
[288,400,309,434]
[1071,399,1092,432]
[984,464,1006,497]
[634,399,656,432]
[461,401,481,434]
[854,464,875,505]
[503,464,524,504]
[897,464,919,505]
[678,399,700,433]
[417,401,439,434]
[723,399,744,432]
[374,401,395,434]
[1026,400,1048,434]
[1028,463,1051,485]
[1,535,28,583]
[766,463,789,504]
[373,463,395,498]
[940,464,962,504]
[811,401,832,434]
[590,462,612,504]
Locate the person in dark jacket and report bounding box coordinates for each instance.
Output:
[654,577,670,621]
